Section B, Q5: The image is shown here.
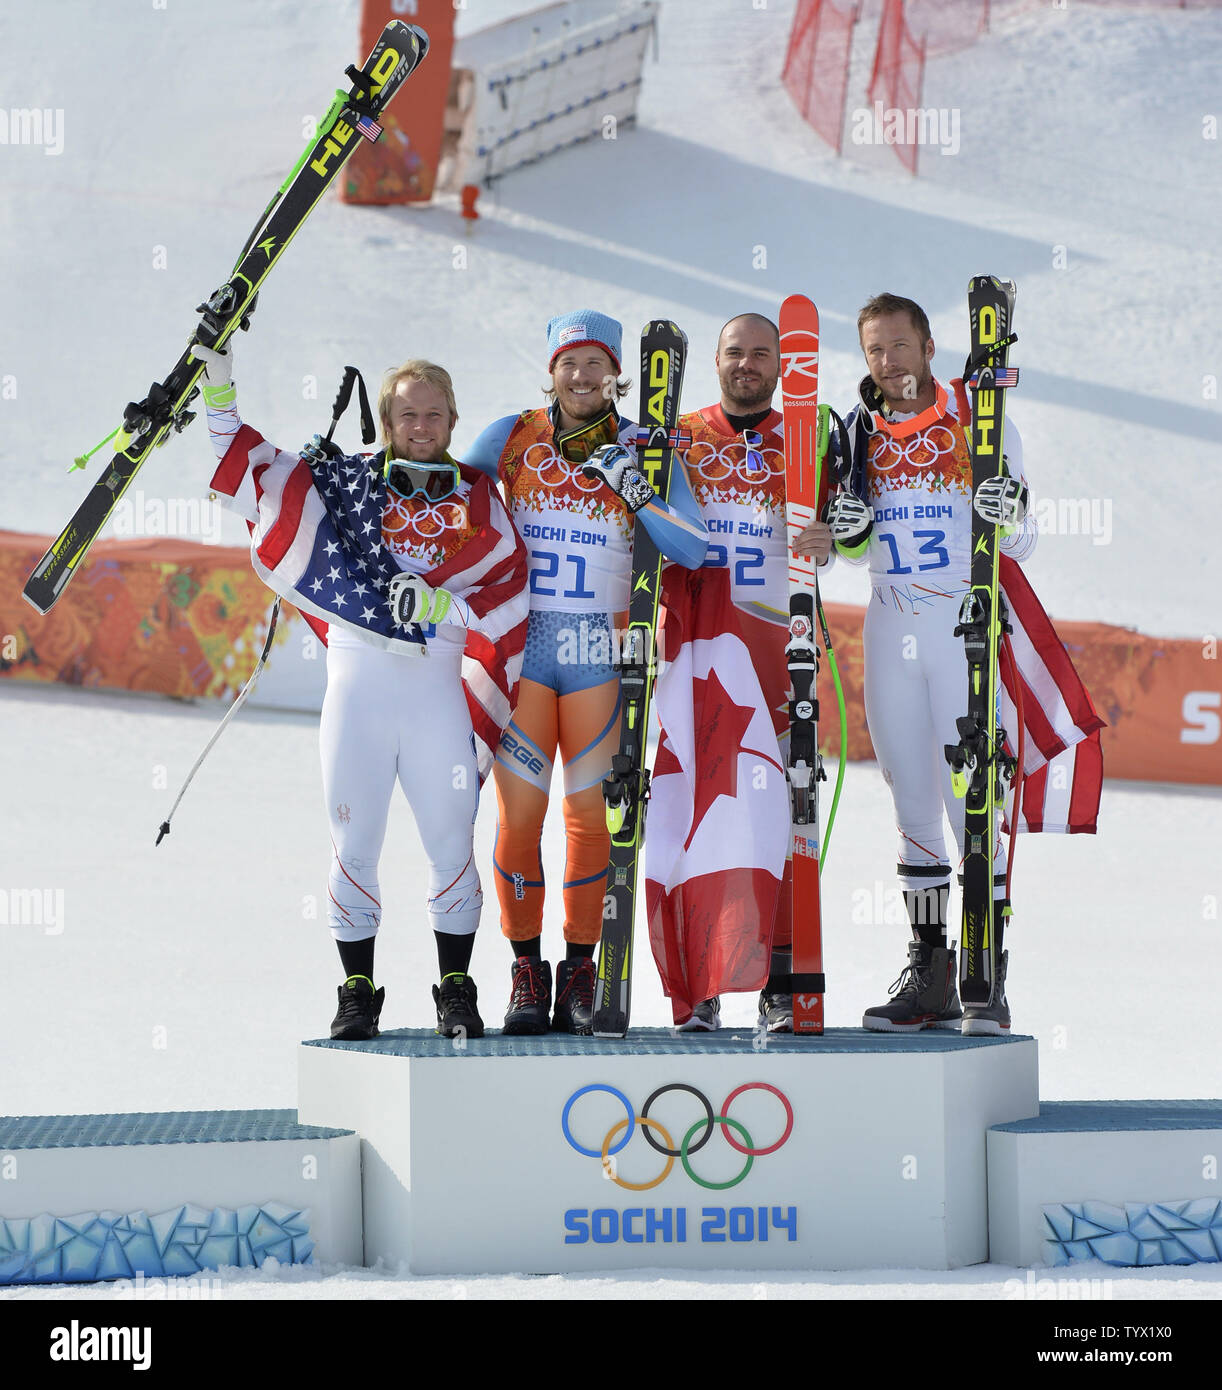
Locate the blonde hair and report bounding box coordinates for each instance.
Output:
[378,359,458,444]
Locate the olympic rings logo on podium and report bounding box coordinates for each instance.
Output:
[561,1083,794,1192]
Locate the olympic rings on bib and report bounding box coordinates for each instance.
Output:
[869,423,958,473]
[522,442,604,493]
[383,494,468,541]
[561,1082,793,1190]
[686,438,785,485]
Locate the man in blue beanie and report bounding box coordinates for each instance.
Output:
[465,310,707,1034]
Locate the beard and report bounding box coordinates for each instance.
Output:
[556,385,612,423]
[876,364,933,410]
[390,433,449,462]
[720,369,776,413]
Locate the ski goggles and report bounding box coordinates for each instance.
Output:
[383,456,461,502]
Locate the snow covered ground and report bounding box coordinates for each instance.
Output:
[2,0,1221,1305]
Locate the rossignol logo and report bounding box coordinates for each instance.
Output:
[780,328,819,401]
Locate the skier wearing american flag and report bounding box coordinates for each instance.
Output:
[193,342,528,1042]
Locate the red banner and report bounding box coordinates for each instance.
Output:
[3,533,1219,787]
[341,0,456,204]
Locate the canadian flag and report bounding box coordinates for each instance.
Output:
[645,568,790,1023]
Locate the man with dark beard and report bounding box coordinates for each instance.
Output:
[644,314,833,1032]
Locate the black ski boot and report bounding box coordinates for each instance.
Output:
[961,950,1011,1035]
[553,957,596,1035]
[862,942,962,1032]
[502,956,552,1035]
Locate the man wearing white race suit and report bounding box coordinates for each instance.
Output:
[826,292,1036,1036]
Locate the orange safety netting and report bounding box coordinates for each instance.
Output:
[782,0,861,155]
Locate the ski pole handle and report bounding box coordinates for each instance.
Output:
[327,365,376,445]
[329,366,359,439]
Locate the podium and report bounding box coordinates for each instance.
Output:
[0,1111,359,1284]
[8,1042,1220,1283]
[297,1028,1039,1274]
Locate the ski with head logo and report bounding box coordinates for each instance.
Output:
[944,276,1019,1023]
[23,21,429,614]
[592,320,688,1038]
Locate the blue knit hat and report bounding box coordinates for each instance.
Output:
[546,310,622,374]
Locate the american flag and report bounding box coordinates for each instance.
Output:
[209,419,529,782]
[998,555,1104,834]
[354,114,383,143]
[968,367,1020,389]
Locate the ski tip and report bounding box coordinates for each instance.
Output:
[780,292,817,313]
[406,23,430,58]
[969,273,1017,298]
[644,319,687,346]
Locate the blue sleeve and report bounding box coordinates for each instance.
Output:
[462,414,518,480]
[636,455,708,569]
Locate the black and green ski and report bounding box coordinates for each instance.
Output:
[591,320,687,1039]
[944,275,1019,1012]
[23,21,429,615]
